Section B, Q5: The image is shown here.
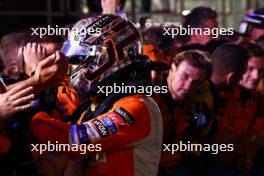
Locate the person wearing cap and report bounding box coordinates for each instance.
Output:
[238,13,264,41]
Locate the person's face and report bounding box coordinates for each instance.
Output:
[168,60,206,101]
[239,56,264,90]
[2,45,22,80]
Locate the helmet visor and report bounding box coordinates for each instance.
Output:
[61,40,97,64]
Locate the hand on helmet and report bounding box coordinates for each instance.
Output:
[33,51,68,91]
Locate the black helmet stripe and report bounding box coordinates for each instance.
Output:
[116,32,140,60]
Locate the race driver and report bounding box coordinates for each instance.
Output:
[28,14,163,176]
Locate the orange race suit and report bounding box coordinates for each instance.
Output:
[30,94,163,176]
[51,77,82,121]
[216,85,264,139]
[217,86,264,152]
[217,86,257,138]
[196,83,264,174]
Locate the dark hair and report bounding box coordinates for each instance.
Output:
[205,39,230,53]
[183,6,217,29]
[178,43,207,53]
[142,26,175,54]
[173,50,212,80]
[211,43,249,76]
[239,40,264,58]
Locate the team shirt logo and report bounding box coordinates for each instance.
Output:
[102,117,118,133]
[107,112,127,128]
[114,107,135,125]
[92,119,110,137]
[78,124,90,144]
[83,122,101,142]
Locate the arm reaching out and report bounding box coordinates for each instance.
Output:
[8,51,69,94]
[0,83,34,120]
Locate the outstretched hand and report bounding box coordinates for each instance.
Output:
[7,51,68,95]
[0,83,34,120]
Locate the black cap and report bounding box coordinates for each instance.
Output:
[238,13,264,36]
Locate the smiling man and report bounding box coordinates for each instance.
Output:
[217,42,264,139]
[240,43,264,90]
[221,41,264,146]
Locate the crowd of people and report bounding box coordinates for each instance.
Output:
[0,1,264,176]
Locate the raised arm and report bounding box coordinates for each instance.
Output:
[7,51,68,94]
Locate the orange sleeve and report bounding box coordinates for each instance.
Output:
[30,111,70,144]
[30,95,152,154]
[56,78,82,118]
[69,95,152,152]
